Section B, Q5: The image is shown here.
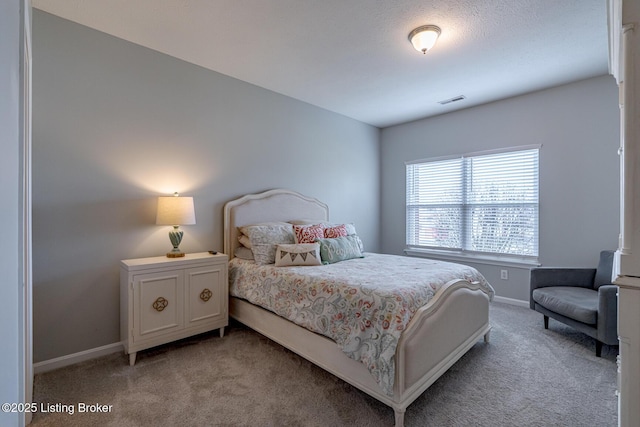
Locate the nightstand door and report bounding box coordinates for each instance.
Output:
[134,271,184,340]
[185,264,227,326]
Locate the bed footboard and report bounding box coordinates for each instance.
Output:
[230,278,490,427]
[395,279,491,406]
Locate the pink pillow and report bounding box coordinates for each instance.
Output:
[293,224,325,243]
[324,224,348,239]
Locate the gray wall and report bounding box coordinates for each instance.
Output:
[32,11,380,362]
[381,75,620,301]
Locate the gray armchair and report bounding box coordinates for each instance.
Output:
[530,250,617,357]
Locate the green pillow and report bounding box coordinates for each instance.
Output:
[317,235,364,264]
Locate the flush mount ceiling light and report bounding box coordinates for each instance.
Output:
[408,25,441,54]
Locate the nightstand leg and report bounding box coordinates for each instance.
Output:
[219,327,225,338]
[129,352,137,366]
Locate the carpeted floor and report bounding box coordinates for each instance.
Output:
[31,302,618,427]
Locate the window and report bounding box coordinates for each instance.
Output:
[406,146,539,261]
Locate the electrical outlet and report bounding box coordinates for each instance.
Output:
[500,269,508,280]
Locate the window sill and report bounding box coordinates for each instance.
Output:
[404,248,540,268]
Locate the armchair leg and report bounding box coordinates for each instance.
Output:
[543,315,549,329]
[596,341,602,357]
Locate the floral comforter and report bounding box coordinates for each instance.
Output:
[229,253,494,395]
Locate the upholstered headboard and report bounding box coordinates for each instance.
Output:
[223,189,329,259]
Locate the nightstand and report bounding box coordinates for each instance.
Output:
[120,252,228,366]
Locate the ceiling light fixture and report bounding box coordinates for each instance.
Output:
[408,25,441,54]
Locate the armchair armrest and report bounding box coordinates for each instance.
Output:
[529,268,596,309]
[597,285,619,345]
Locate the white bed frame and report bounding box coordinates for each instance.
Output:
[224,189,491,427]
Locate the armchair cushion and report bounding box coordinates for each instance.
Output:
[532,287,597,325]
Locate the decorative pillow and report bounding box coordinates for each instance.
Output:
[293,223,325,243]
[317,235,364,264]
[343,223,357,236]
[275,243,322,267]
[324,224,348,239]
[234,246,255,260]
[289,220,357,236]
[238,234,252,248]
[242,223,295,265]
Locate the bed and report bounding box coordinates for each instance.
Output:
[223,189,493,427]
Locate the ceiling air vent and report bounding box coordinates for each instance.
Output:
[438,95,466,105]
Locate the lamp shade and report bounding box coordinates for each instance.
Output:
[408,25,441,54]
[156,195,196,225]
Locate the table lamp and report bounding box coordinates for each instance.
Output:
[156,192,196,258]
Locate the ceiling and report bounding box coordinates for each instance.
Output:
[32,0,610,128]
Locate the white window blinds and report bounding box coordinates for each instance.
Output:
[406,147,539,259]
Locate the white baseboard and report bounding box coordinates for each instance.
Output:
[33,342,123,374]
[492,295,529,308]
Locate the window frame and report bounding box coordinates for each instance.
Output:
[405,145,541,266]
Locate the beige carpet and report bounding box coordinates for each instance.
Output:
[31,302,617,426]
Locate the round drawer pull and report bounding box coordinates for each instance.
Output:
[152,297,169,312]
[200,288,212,302]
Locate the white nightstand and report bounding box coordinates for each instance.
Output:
[120,252,228,366]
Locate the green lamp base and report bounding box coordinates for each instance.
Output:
[166,226,186,258]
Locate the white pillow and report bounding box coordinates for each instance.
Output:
[239,221,291,236]
[234,246,255,260]
[275,243,322,267]
[238,234,252,248]
[241,223,295,265]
